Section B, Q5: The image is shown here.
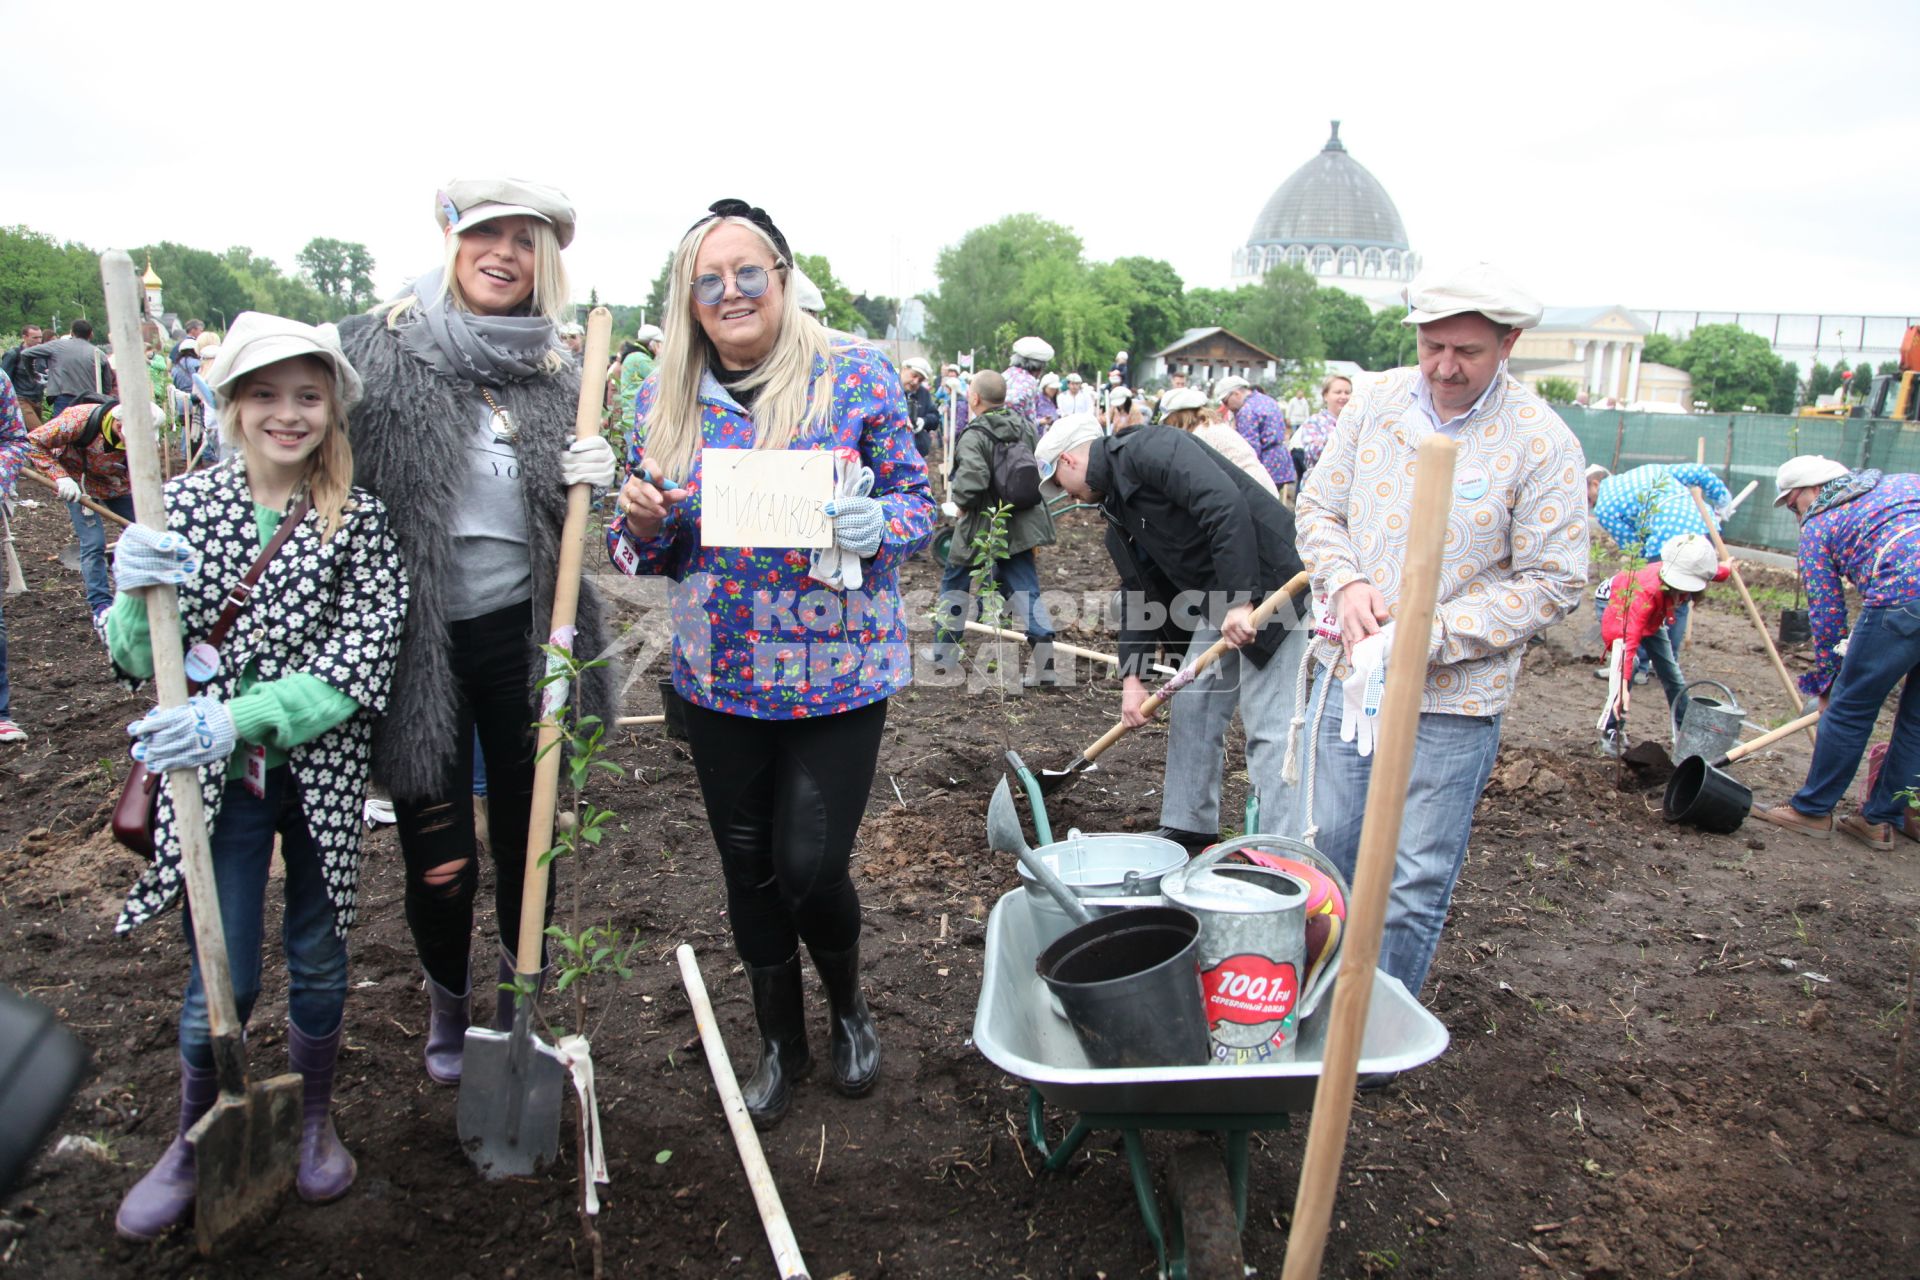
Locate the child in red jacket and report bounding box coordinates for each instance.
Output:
[1599,533,1729,746]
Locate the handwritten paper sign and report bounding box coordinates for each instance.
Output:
[700,448,836,548]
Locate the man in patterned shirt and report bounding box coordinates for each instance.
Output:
[1758,456,1920,849]
[1216,376,1297,494]
[1296,261,1588,1013]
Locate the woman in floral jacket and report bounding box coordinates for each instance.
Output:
[107,314,406,1240]
[611,199,934,1127]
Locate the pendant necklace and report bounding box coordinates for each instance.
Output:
[480,388,516,442]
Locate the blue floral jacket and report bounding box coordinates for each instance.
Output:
[1796,470,1920,694]
[606,345,934,719]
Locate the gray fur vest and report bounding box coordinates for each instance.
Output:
[338,312,615,802]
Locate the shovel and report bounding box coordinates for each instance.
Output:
[457,307,614,1178]
[102,252,303,1252]
[1034,571,1311,795]
[1662,708,1823,832]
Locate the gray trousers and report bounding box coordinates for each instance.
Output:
[1160,624,1308,836]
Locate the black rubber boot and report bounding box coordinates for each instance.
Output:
[742,955,812,1129]
[807,942,881,1097]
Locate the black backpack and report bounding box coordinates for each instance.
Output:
[989,431,1043,510]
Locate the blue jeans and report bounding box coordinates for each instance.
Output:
[1310,676,1503,995]
[1791,602,1920,825]
[66,492,136,617]
[1636,600,1695,727]
[933,549,1055,650]
[179,768,348,1068]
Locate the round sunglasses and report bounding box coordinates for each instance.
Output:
[692,263,783,307]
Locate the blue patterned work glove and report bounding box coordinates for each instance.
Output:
[129,695,236,773]
[823,495,885,557]
[113,524,203,590]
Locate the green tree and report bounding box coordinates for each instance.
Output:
[137,242,255,333]
[1236,265,1324,375]
[1807,361,1838,400]
[924,214,1085,359]
[1026,254,1131,377]
[1769,360,1801,415]
[850,294,896,340]
[1536,376,1581,404]
[644,254,673,326]
[1182,285,1252,332]
[0,225,104,334]
[1677,323,1782,412]
[1641,332,1683,366]
[793,253,864,333]
[1315,286,1375,364]
[1366,306,1417,371]
[296,237,376,309]
[1105,256,1186,369]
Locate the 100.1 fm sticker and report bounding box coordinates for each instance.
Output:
[1201,953,1300,1064]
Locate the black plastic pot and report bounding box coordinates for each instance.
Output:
[1779,608,1812,646]
[1036,905,1210,1069]
[1662,755,1753,833]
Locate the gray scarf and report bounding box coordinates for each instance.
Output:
[394,267,557,387]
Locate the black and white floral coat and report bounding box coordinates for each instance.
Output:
[115,460,408,938]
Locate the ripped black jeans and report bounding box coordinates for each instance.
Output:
[681,698,887,967]
[394,601,552,991]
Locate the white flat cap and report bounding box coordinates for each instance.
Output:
[1773,455,1850,506]
[1034,414,1105,500]
[437,178,576,249]
[1011,335,1055,363]
[1403,261,1542,329]
[1159,387,1209,414]
[205,311,364,409]
[1213,375,1251,400]
[1585,464,1611,482]
[903,356,933,380]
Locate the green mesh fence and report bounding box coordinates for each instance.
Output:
[1549,406,1920,554]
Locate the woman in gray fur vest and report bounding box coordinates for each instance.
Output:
[337,179,618,1085]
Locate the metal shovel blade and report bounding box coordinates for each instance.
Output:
[186,1072,302,1255]
[1035,754,1095,796]
[456,1004,567,1179]
[57,542,82,571]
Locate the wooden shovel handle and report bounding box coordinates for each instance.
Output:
[1719,709,1823,766]
[1690,488,1813,742]
[1282,435,1457,1280]
[513,308,614,977]
[100,254,248,1072]
[1079,570,1311,763]
[19,466,134,527]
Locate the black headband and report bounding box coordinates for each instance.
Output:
[691,198,792,267]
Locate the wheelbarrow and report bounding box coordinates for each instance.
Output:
[971,888,1448,1278]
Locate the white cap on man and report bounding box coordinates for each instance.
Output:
[1585,464,1611,482]
[1402,262,1543,329]
[1214,375,1250,401]
[1034,414,1105,500]
[1011,335,1055,364]
[1773,455,1850,506]
[1160,387,1209,414]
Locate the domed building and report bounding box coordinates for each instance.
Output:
[1232,122,1420,292]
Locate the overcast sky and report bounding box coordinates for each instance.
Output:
[17,0,1917,322]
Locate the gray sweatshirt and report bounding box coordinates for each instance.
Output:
[22,337,114,399]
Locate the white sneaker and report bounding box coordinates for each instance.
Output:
[0,719,26,744]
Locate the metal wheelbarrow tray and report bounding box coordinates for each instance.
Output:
[973,889,1449,1116]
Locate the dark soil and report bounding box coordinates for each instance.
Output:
[2,489,1916,1279]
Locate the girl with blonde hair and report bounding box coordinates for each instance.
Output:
[611,198,935,1127]
[107,313,407,1238]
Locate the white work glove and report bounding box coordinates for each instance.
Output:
[56,477,81,503]
[939,500,960,520]
[1339,629,1392,758]
[129,695,237,773]
[822,465,883,556]
[561,436,617,489]
[113,523,203,590]
[1712,501,1736,521]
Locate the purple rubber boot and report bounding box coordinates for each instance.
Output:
[288,1020,356,1203]
[423,966,470,1085]
[114,1057,218,1241]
